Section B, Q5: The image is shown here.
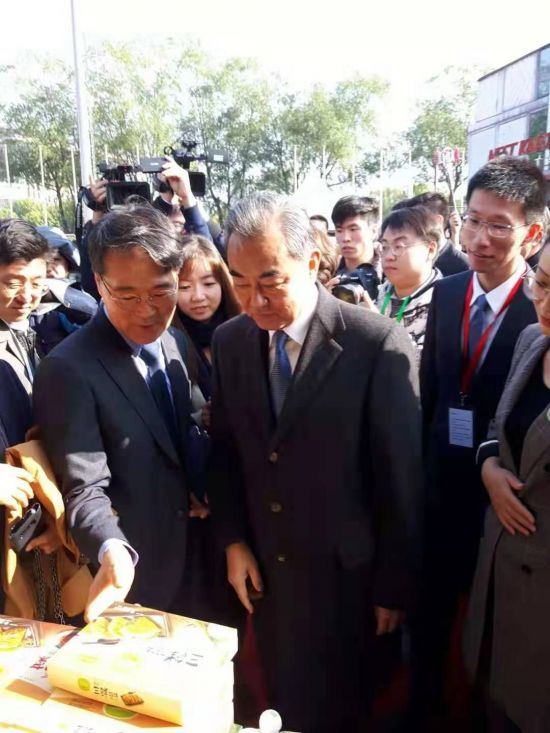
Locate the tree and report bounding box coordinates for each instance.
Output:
[180,57,275,222]
[406,66,479,198]
[0,58,77,230]
[260,77,389,195]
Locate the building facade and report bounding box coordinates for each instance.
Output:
[468,44,550,187]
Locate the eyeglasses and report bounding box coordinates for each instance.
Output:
[100,276,178,312]
[523,267,550,302]
[0,280,48,297]
[461,214,528,239]
[379,241,426,258]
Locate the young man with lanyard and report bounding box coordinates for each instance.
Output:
[412,157,546,728]
[376,205,442,362]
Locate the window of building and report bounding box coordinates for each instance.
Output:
[537,46,550,98]
[529,109,548,137]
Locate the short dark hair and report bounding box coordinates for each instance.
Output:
[0,219,49,266]
[381,205,442,248]
[331,195,379,228]
[88,203,184,275]
[309,214,329,229]
[466,156,547,224]
[392,192,449,225]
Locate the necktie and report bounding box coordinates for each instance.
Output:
[139,342,180,450]
[270,330,292,417]
[468,293,490,358]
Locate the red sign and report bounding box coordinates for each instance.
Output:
[489,131,550,160]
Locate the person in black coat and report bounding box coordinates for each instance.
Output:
[208,191,423,733]
[33,204,193,621]
[412,156,546,728]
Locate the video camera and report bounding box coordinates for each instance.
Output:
[82,139,229,211]
[141,139,229,200]
[332,274,365,305]
[97,163,151,210]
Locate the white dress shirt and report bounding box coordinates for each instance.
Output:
[268,284,319,374]
[468,258,526,364]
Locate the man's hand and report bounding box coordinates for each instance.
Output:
[482,456,534,536]
[85,544,135,623]
[361,290,379,312]
[374,606,404,635]
[88,178,108,224]
[226,542,263,614]
[159,157,196,209]
[0,465,34,512]
[189,492,210,519]
[448,210,462,247]
[325,275,341,293]
[25,511,62,555]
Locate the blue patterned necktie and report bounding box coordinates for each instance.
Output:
[270,330,292,417]
[139,342,180,449]
[468,293,490,358]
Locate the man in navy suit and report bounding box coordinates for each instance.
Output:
[415,156,547,725]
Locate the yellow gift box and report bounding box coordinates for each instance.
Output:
[46,603,237,729]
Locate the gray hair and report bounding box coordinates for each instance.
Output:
[225,191,316,260]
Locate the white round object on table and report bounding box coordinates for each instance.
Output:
[259,709,282,733]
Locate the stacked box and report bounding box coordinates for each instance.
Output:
[0,615,76,732]
[46,603,237,731]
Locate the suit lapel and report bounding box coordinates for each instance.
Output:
[270,288,343,450]
[161,328,192,452]
[244,320,274,441]
[441,273,472,390]
[92,312,180,466]
[476,290,536,385]
[518,336,550,479]
[497,333,550,476]
[0,324,26,369]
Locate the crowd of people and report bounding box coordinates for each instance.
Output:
[0,153,549,733]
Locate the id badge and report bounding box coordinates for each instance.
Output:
[449,407,474,448]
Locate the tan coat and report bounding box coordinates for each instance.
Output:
[2,439,92,620]
[464,324,550,732]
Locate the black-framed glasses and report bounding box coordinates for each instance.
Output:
[461,214,528,239]
[523,267,550,302]
[100,276,178,312]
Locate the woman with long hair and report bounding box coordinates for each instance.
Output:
[172,235,241,399]
[171,235,241,626]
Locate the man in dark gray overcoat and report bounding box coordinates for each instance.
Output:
[208,192,424,733]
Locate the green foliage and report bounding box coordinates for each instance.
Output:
[0,198,73,229]
[0,58,77,230]
[406,66,479,195]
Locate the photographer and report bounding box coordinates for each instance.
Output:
[79,158,214,301]
[152,157,213,243]
[328,195,381,302]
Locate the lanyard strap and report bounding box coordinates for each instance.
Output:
[460,273,524,397]
[381,290,411,324]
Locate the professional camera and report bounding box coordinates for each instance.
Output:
[332,275,365,305]
[80,163,151,212]
[140,139,229,198]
